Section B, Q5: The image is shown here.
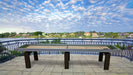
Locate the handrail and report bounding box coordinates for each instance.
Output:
[0,38,133,43]
[0,38,133,63]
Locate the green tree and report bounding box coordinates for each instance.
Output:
[90,31,96,33]
[112,33,118,38]
[122,44,126,50]
[33,31,43,36]
[46,40,49,43]
[75,31,84,37]
[105,32,114,38]
[51,39,61,44]
[10,32,16,37]
[3,32,10,37]
[0,34,4,38]
[0,44,7,53]
[90,32,92,38]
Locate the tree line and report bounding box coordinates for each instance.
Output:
[0,31,43,38]
[0,31,132,38]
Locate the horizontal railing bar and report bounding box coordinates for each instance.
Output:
[0,38,133,43]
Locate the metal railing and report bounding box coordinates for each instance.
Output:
[0,38,133,63]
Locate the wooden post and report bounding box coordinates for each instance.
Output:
[24,52,31,68]
[34,51,38,61]
[99,52,103,62]
[64,52,69,69]
[104,52,111,70]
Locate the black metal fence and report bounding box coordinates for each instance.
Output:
[0,38,133,63]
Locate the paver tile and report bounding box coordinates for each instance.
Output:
[29,72,41,75]
[62,72,73,75]
[6,71,21,75]
[85,72,96,75]
[0,71,9,75]
[40,72,51,75]
[0,55,133,75]
[20,72,30,75]
[51,72,62,75]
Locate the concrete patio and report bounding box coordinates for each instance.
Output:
[0,54,133,75]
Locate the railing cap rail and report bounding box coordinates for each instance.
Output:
[0,38,133,43]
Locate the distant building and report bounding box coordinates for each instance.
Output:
[128,34,133,39]
[70,33,75,36]
[55,34,60,37]
[22,34,28,38]
[118,33,129,36]
[118,33,124,36]
[15,34,20,36]
[79,36,82,38]
[49,34,54,38]
[92,33,99,38]
[84,32,90,36]
[119,33,130,38]
[98,33,105,36]
[124,33,129,36]
[45,35,49,38]
[62,35,66,38]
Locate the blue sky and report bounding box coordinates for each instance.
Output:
[0,0,133,33]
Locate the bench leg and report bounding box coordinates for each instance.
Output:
[99,52,103,62]
[104,52,111,70]
[68,52,70,61]
[24,52,31,68]
[34,51,38,61]
[64,52,69,69]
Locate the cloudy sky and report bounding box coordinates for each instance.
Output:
[0,0,133,33]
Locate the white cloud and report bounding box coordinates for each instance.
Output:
[74,6,86,12]
[23,1,34,9]
[78,7,86,11]
[65,0,82,5]
[44,9,51,13]
[0,1,13,8]
[34,6,44,12]
[100,16,106,20]
[56,0,65,9]
[42,0,50,5]
[87,11,91,15]
[89,0,101,3]
[2,7,8,10]
[33,0,38,3]
[28,0,35,5]
[42,0,55,8]
[49,3,54,8]
[23,7,31,11]
[0,0,133,33]
[0,26,34,33]
[69,0,77,4]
